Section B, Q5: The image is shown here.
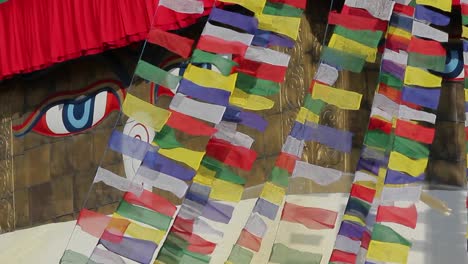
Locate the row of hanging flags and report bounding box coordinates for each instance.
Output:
[59,0,467,263]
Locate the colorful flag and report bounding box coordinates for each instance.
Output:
[376,204,418,228]
[281,202,338,229]
[147,28,194,58]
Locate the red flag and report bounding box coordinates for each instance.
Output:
[378,83,401,103]
[275,152,299,174]
[197,35,248,56]
[237,229,262,252]
[206,138,257,171]
[171,218,217,254]
[393,3,415,16]
[281,202,338,230]
[350,184,375,203]
[123,190,177,217]
[234,58,288,83]
[368,117,392,134]
[167,110,217,136]
[328,11,387,31]
[268,0,307,9]
[376,204,418,228]
[329,249,357,263]
[386,34,410,51]
[77,209,111,238]
[361,229,371,249]
[395,120,435,144]
[407,36,446,56]
[147,29,194,58]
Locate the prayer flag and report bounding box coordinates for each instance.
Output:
[404,66,442,87]
[376,204,417,228]
[191,49,237,76]
[198,22,253,55]
[94,167,143,196]
[77,209,111,238]
[320,46,366,73]
[260,182,285,205]
[227,245,254,264]
[108,130,152,160]
[263,2,304,17]
[334,26,383,48]
[123,93,171,132]
[350,184,376,203]
[218,0,267,14]
[328,11,387,31]
[257,14,301,40]
[177,79,231,106]
[166,110,217,136]
[395,119,435,144]
[344,0,394,20]
[158,147,205,171]
[329,249,357,263]
[116,200,172,230]
[237,229,262,252]
[147,29,194,58]
[135,60,181,90]
[141,150,196,181]
[292,161,343,186]
[412,20,448,42]
[388,151,428,177]
[415,5,450,26]
[328,34,378,63]
[415,0,451,12]
[312,82,362,110]
[184,64,237,93]
[269,243,322,264]
[100,232,158,264]
[209,179,244,202]
[136,166,189,198]
[123,190,176,217]
[393,136,429,159]
[209,7,258,34]
[235,72,281,96]
[402,86,441,109]
[205,137,257,171]
[159,0,204,14]
[281,202,338,229]
[253,198,280,220]
[230,89,275,111]
[268,0,307,9]
[154,125,182,149]
[169,94,226,124]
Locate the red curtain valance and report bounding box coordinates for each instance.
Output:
[0,0,217,80]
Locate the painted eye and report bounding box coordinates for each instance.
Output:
[13,80,125,137]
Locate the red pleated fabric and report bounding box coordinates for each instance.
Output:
[0,0,221,80]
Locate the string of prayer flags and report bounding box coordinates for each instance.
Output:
[94,167,144,196]
[147,28,194,58]
[159,0,204,14]
[135,60,181,90]
[122,93,172,132]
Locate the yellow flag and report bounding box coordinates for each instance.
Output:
[342,214,366,226]
[367,240,410,264]
[125,223,165,244]
[218,0,266,14]
[257,14,301,40]
[388,151,428,177]
[296,107,320,124]
[122,94,171,132]
[387,26,411,40]
[416,0,451,12]
[229,89,274,110]
[184,64,237,93]
[465,89,468,102]
[210,179,244,202]
[375,167,387,198]
[463,26,468,39]
[158,148,205,171]
[260,182,285,205]
[328,34,377,63]
[193,166,216,186]
[404,66,442,88]
[312,82,362,110]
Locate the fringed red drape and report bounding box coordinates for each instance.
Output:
[0,0,218,80]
